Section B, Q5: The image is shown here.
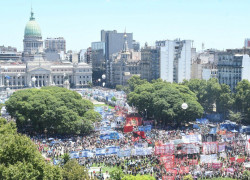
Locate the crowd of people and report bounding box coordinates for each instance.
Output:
[29,89,250,180]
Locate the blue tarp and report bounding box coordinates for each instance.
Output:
[196,118,209,124]
[193,124,200,129]
[220,124,239,131]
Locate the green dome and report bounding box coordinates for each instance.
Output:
[24,11,42,37]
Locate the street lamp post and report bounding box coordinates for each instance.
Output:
[181,103,188,126]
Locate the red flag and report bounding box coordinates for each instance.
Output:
[124,126,133,133]
[229,157,235,162]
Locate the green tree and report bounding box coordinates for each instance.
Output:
[183,78,233,115]
[228,110,243,124]
[5,87,96,134]
[234,80,250,124]
[110,167,125,180]
[62,153,70,165]
[111,96,117,102]
[63,159,90,180]
[0,121,63,180]
[115,85,123,91]
[128,80,203,126]
[127,75,148,92]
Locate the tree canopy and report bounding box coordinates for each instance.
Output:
[5,87,101,134]
[128,78,203,125]
[0,119,63,180]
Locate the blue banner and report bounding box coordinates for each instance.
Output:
[80,150,94,157]
[100,132,120,140]
[105,146,120,155]
[118,149,131,157]
[96,148,106,156]
[138,125,152,132]
[70,151,79,159]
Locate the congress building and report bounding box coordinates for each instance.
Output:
[0,10,92,90]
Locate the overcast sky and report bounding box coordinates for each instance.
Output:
[1,0,250,52]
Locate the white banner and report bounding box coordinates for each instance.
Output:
[200,154,218,163]
[182,134,202,143]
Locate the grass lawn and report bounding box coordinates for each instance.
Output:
[91,163,119,173]
[94,104,115,109]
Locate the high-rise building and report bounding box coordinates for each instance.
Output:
[45,37,66,53]
[245,39,250,49]
[158,39,192,83]
[218,52,250,92]
[22,10,44,62]
[107,33,140,86]
[132,40,140,52]
[101,30,133,60]
[140,44,160,81]
[191,49,218,80]
[0,46,21,61]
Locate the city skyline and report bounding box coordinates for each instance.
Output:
[1,0,250,52]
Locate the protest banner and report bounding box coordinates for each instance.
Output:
[227,168,234,174]
[166,169,178,175]
[96,148,106,156]
[202,142,218,154]
[200,154,218,163]
[134,142,148,148]
[218,143,226,152]
[125,115,142,126]
[162,176,175,180]
[236,158,245,163]
[159,155,175,165]
[105,146,120,155]
[212,163,223,169]
[181,143,200,154]
[80,150,94,158]
[70,151,79,159]
[138,125,152,132]
[124,126,133,133]
[133,147,152,156]
[182,134,202,143]
[155,144,175,155]
[180,166,189,174]
[118,149,131,157]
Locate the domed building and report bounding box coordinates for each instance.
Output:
[0,9,93,90]
[23,10,44,62]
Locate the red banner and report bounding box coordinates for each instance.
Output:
[123,126,133,133]
[134,131,146,139]
[166,169,178,175]
[155,144,175,155]
[229,157,235,162]
[180,166,189,174]
[160,155,175,165]
[212,163,223,169]
[162,176,175,180]
[236,158,245,163]
[188,159,198,165]
[125,116,142,126]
